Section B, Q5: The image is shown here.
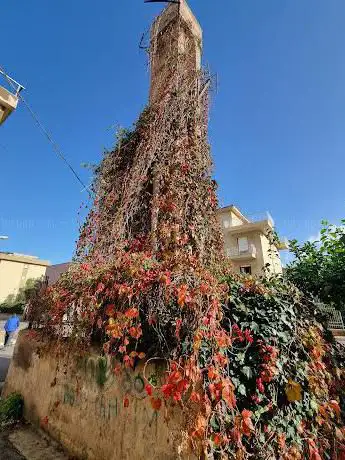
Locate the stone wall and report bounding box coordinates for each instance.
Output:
[4,332,198,460]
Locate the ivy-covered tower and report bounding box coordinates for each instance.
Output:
[76,0,223,267]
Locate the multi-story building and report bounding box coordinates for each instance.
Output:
[0,252,50,303]
[218,205,287,276]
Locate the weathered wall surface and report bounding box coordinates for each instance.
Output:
[4,332,198,460]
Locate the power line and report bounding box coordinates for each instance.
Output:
[0,65,93,199]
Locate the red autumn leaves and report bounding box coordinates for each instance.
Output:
[96,256,223,371]
[256,341,279,395]
[308,439,322,460]
[103,304,143,363]
[144,383,163,410]
[232,324,253,344]
[124,307,140,319]
[177,284,190,308]
[150,398,162,411]
[145,364,201,411]
[240,410,254,437]
[105,304,116,316]
[161,370,189,403]
[207,361,237,409]
[143,385,163,412]
[212,409,254,448]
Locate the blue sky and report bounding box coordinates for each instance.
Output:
[1,0,344,265]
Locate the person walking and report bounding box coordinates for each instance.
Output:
[4,314,20,347]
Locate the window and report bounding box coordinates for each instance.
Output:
[240,265,252,275]
[238,237,249,253]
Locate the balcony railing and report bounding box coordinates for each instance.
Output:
[317,302,345,330]
[227,244,257,259]
[277,237,289,250]
[245,211,274,226]
[0,69,24,125]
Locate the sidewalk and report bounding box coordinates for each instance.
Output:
[0,425,69,460]
[0,321,28,384]
[0,428,24,460]
[0,323,69,459]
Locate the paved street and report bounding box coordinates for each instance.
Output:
[0,321,28,383]
[0,426,68,460]
[0,430,25,460]
[0,321,68,459]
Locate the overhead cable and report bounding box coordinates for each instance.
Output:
[0,65,93,199]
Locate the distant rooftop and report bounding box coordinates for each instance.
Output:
[46,262,70,285]
[0,252,50,266]
[219,205,274,226]
[0,252,38,259]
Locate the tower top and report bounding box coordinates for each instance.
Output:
[149,0,202,105]
[152,0,202,43]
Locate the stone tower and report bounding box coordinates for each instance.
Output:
[149,0,203,105]
[76,0,222,266]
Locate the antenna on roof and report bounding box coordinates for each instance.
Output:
[0,69,25,96]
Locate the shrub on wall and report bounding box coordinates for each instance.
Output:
[29,252,345,458]
[0,393,23,426]
[203,274,345,458]
[0,303,24,315]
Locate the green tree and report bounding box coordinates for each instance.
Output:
[286,219,345,308]
[0,277,43,314]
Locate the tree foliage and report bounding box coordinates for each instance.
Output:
[0,278,42,314]
[286,220,345,308]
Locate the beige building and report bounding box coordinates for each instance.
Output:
[0,252,50,303]
[218,205,287,276]
[0,83,19,125]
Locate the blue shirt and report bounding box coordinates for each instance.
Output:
[5,316,20,333]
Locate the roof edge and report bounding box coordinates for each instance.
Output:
[0,253,50,267]
[218,205,251,224]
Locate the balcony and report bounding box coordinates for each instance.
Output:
[225,218,273,236]
[0,85,18,125]
[276,237,289,250]
[0,70,24,126]
[226,244,257,261]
